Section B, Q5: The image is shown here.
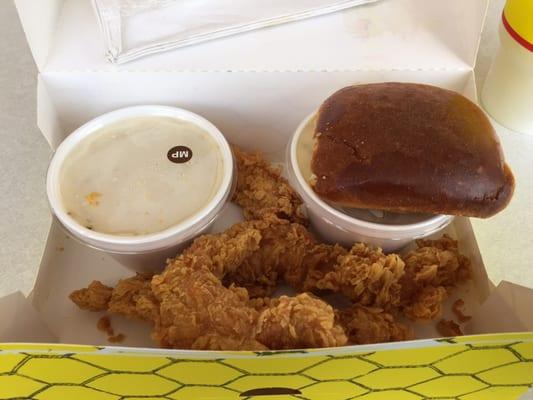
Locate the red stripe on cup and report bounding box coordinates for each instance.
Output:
[502,11,533,52]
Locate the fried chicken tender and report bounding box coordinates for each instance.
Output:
[221,217,344,299]
[402,286,447,320]
[285,243,348,293]
[180,219,263,278]
[403,235,471,290]
[224,216,316,297]
[107,274,159,323]
[339,306,413,344]
[313,244,405,309]
[142,219,269,350]
[255,293,347,349]
[232,145,306,224]
[151,261,262,350]
[400,235,470,320]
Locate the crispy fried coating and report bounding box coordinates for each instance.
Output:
[400,235,470,320]
[248,296,279,312]
[191,334,267,351]
[70,217,348,350]
[70,281,112,311]
[402,235,471,290]
[402,286,447,321]
[285,243,347,293]
[313,244,405,309]
[149,220,269,349]
[339,306,413,345]
[107,274,159,322]
[151,261,259,349]
[232,145,306,224]
[70,223,471,349]
[255,293,347,349]
[224,216,315,297]
[181,221,262,278]
[70,276,159,322]
[97,316,126,343]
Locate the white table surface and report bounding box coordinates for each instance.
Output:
[0,0,531,297]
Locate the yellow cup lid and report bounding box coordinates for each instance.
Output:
[503,0,533,51]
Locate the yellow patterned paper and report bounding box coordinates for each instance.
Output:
[0,334,532,399]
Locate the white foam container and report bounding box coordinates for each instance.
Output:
[46,105,235,271]
[287,112,453,252]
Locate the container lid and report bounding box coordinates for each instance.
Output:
[15,0,488,73]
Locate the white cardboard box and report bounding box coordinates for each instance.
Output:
[2,1,532,399]
[16,0,485,152]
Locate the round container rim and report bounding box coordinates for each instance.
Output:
[46,105,234,253]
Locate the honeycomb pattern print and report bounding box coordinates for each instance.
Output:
[0,333,532,400]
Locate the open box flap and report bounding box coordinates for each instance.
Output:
[37,68,476,150]
[15,0,488,72]
[465,281,533,334]
[0,292,56,343]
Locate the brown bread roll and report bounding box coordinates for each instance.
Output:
[310,83,514,218]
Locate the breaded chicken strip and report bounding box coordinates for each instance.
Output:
[130,221,265,350]
[223,216,315,297]
[400,235,471,320]
[255,293,347,349]
[107,274,159,322]
[312,244,405,309]
[69,275,159,321]
[151,261,262,349]
[232,145,306,224]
